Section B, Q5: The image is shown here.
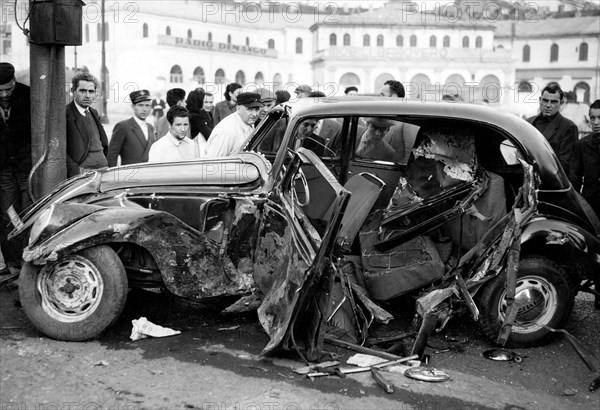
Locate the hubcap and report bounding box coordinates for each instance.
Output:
[37,255,104,323]
[498,275,558,334]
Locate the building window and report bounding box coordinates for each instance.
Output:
[429,35,436,48]
[187,29,192,39]
[268,39,275,49]
[522,45,530,62]
[443,35,450,47]
[363,34,370,47]
[330,33,337,46]
[85,24,89,42]
[97,23,108,41]
[376,34,384,47]
[296,37,303,54]
[170,65,183,83]
[208,32,212,41]
[227,34,231,44]
[166,26,171,36]
[235,70,246,85]
[343,33,350,46]
[142,23,148,38]
[396,35,403,47]
[410,35,417,47]
[255,72,264,83]
[193,67,205,83]
[475,36,482,48]
[579,42,588,61]
[246,37,249,46]
[550,43,559,62]
[215,68,225,84]
[462,36,469,48]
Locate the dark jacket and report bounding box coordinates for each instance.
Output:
[527,112,578,174]
[65,101,109,176]
[1,82,31,171]
[190,110,213,141]
[569,132,600,216]
[107,117,156,167]
[213,100,236,126]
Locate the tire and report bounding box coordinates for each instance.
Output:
[478,256,574,347]
[19,245,128,341]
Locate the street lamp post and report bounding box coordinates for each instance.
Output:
[101,0,109,123]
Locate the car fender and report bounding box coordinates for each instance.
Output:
[22,206,241,299]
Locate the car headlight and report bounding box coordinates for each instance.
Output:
[28,205,54,246]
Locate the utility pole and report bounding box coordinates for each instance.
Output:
[101,0,109,124]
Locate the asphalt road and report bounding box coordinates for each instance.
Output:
[1,281,599,410]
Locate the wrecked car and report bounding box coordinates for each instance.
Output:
[9,98,600,359]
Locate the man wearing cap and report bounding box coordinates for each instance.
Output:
[66,71,109,177]
[295,84,312,99]
[155,88,188,140]
[0,62,31,273]
[356,117,396,162]
[206,92,263,157]
[213,82,242,126]
[107,90,156,167]
[256,88,276,125]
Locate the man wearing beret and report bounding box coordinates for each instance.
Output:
[0,62,31,273]
[107,90,157,167]
[356,117,396,162]
[206,92,263,157]
[66,71,109,177]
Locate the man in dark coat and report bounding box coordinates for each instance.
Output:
[107,90,156,167]
[527,82,578,175]
[569,99,600,216]
[66,71,109,177]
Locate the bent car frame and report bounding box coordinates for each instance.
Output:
[9,98,600,359]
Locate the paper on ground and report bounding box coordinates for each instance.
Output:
[130,317,181,341]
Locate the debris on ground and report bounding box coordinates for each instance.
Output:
[130,317,181,341]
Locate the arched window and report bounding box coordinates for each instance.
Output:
[187,29,192,39]
[429,35,436,48]
[550,43,559,62]
[215,68,225,84]
[246,37,250,46]
[296,37,303,54]
[475,36,482,48]
[227,34,231,44]
[330,33,337,46]
[410,35,417,47]
[518,81,532,93]
[208,32,212,41]
[235,70,246,85]
[443,35,450,47]
[255,72,264,83]
[396,35,403,47]
[363,34,370,47]
[376,34,384,47]
[85,24,89,42]
[142,23,148,38]
[462,36,469,48]
[170,65,183,83]
[268,39,275,49]
[522,45,530,62]
[343,33,350,46]
[166,26,171,36]
[193,67,205,84]
[579,42,588,61]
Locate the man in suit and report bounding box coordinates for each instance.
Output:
[107,90,156,167]
[66,71,109,177]
[527,82,578,174]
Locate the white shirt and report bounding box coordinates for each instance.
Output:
[74,101,89,117]
[148,132,196,163]
[205,112,254,157]
[133,115,149,140]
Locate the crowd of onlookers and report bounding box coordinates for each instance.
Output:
[1,61,600,273]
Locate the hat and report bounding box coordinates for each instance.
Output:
[366,117,393,128]
[130,89,152,105]
[344,86,358,94]
[256,88,275,102]
[237,92,264,108]
[295,84,312,94]
[0,62,15,85]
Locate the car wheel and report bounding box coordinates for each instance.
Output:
[19,245,128,341]
[478,256,574,347]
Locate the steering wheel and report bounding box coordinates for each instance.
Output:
[294,167,310,207]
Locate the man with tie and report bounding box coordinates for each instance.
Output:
[107,90,156,167]
[66,71,109,177]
